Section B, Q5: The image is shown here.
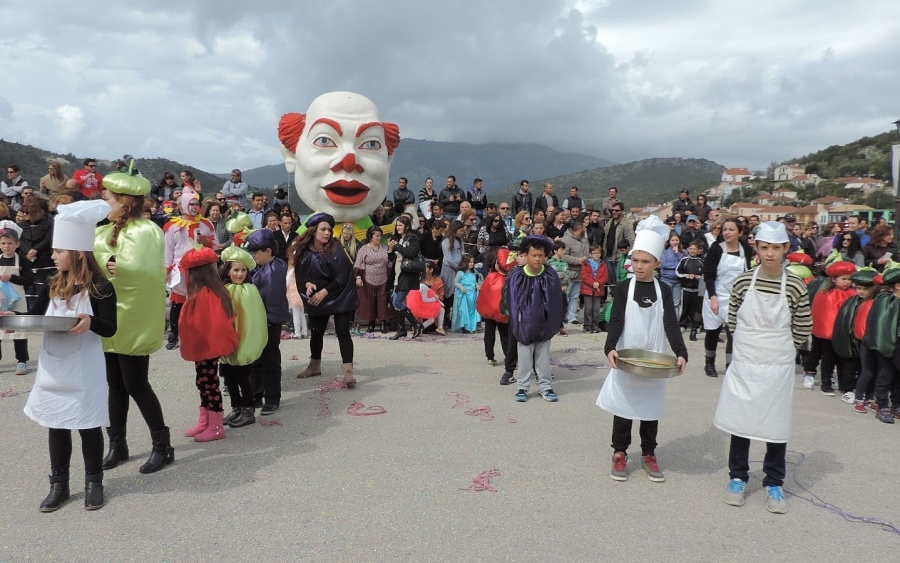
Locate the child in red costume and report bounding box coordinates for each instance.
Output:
[407,260,446,335]
[804,261,856,396]
[178,247,239,442]
[831,268,880,411]
[476,248,517,382]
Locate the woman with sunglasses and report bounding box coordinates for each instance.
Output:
[478,213,511,255]
[837,232,863,266]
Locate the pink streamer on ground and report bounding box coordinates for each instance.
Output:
[347,401,387,416]
[316,378,349,418]
[1,387,19,398]
[465,406,494,421]
[259,418,283,427]
[460,468,501,492]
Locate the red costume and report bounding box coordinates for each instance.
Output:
[476,248,516,324]
[853,299,874,341]
[178,248,239,361]
[811,287,856,340]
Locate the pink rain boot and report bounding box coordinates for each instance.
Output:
[194,410,226,442]
[184,407,209,437]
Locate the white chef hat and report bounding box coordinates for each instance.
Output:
[754,221,789,244]
[631,215,670,260]
[52,200,112,251]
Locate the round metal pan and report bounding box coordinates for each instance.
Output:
[616,348,680,379]
[0,315,78,332]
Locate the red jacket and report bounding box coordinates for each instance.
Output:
[812,287,855,339]
[579,259,609,297]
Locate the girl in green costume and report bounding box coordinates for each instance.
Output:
[95,167,174,474]
[218,246,267,428]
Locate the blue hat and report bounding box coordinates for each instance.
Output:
[304,212,336,229]
[243,229,277,253]
[520,234,553,256]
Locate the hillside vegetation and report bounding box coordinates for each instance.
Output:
[492,157,724,209]
[780,130,898,180]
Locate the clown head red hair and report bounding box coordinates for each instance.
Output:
[278,92,400,223]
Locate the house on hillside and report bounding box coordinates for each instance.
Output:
[834,177,886,192]
[819,202,876,224]
[811,195,846,206]
[756,205,799,221]
[729,202,764,217]
[757,194,796,206]
[772,188,798,199]
[794,205,819,224]
[722,168,753,182]
[786,174,823,188]
[773,164,805,182]
[629,204,672,221]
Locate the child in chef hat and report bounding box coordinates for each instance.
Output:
[714,221,812,514]
[13,200,118,512]
[598,215,688,484]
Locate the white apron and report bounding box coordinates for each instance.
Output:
[702,242,746,330]
[713,268,794,443]
[24,292,108,429]
[597,279,668,421]
[0,253,27,340]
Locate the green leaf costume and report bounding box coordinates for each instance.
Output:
[832,296,860,359]
[863,292,900,357]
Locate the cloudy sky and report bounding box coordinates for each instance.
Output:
[2,0,899,173]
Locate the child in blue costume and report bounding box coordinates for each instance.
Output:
[243,229,290,416]
[501,235,565,402]
[452,253,481,333]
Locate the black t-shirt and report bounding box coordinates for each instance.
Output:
[604,278,688,359]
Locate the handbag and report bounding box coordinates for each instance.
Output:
[401,253,426,274]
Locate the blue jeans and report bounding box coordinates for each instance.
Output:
[393,290,410,312]
[566,279,582,323]
[661,279,682,319]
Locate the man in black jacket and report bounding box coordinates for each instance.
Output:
[511,180,533,217]
[466,178,488,219]
[562,186,583,212]
[392,177,416,214]
[672,190,696,222]
[534,182,559,215]
[438,175,464,219]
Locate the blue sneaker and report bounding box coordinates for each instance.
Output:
[765,485,788,514]
[514,390,528,402]
[724,478,745,506]
[539,389,559,402]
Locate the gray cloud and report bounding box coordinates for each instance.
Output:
[1,0,899,173]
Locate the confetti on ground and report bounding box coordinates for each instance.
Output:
[507,417,517,424]
[446,392,469,409]
[393,381,411,386]
[259,418,283,427]
[347,401,387,416]
[290,355,299,361]
[465,405,494,421]
[460,469,501,492]
[1,387,20,398]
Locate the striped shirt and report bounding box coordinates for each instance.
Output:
[727,267,812,348]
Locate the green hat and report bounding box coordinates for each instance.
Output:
[220,245,256,271]
[823,249,843,268]
[882,267,900,286]
[226,212,253,233]
[850,267,878,286]
[102,170,151,196]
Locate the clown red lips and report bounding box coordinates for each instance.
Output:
[278,92,400,223]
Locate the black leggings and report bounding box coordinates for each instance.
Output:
[483,319,509,362]
[705,325,733,362]
[169,301,183,340]
[309,311,354,363]
[195,358,223,412]
[221,363,254,409]
[105,353,167,432]
[0,339,29,362]
[48,427,104,475]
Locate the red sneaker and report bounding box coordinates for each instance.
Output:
[610,452,628,481]
[853,400,868,414]
[642,455,666,482]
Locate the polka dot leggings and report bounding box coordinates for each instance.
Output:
[195,358,223,413]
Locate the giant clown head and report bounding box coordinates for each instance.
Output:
[278,92,400,224]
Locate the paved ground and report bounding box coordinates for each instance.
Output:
[0,328,898,562]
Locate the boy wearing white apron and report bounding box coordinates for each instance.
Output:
[598,217,688,482]
[7,201,119,512]
[714,222,811,514]
[0,228,31,374]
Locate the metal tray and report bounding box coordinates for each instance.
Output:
[617,348,680,379]
[0,315,78,332]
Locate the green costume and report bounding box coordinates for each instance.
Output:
[94,219,166,355]
[832,296,860,359]
[222,283,268,366]
[863,292,900,358]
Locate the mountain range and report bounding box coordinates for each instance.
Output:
[492,157,726,210]
[229,139,616,194]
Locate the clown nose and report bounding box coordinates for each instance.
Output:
[331,153,364,174]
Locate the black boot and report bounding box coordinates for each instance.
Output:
[101,426,129,470]
[223,407,242,425]
[705,356,718,378]
[380,321,388,334]
[165,333,178,350]
[84,472,104,510]
[139,427,174,474]
[40,471,70,513]
[389,319,407,340]
[405,310,424,339]
[229,406,256,428]
[367,321,376,333]
[689,328,698,341]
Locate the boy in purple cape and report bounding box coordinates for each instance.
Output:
[501,235,565,402]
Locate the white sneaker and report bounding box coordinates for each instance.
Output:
[802,375,815,389]
[841,391,855,404]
